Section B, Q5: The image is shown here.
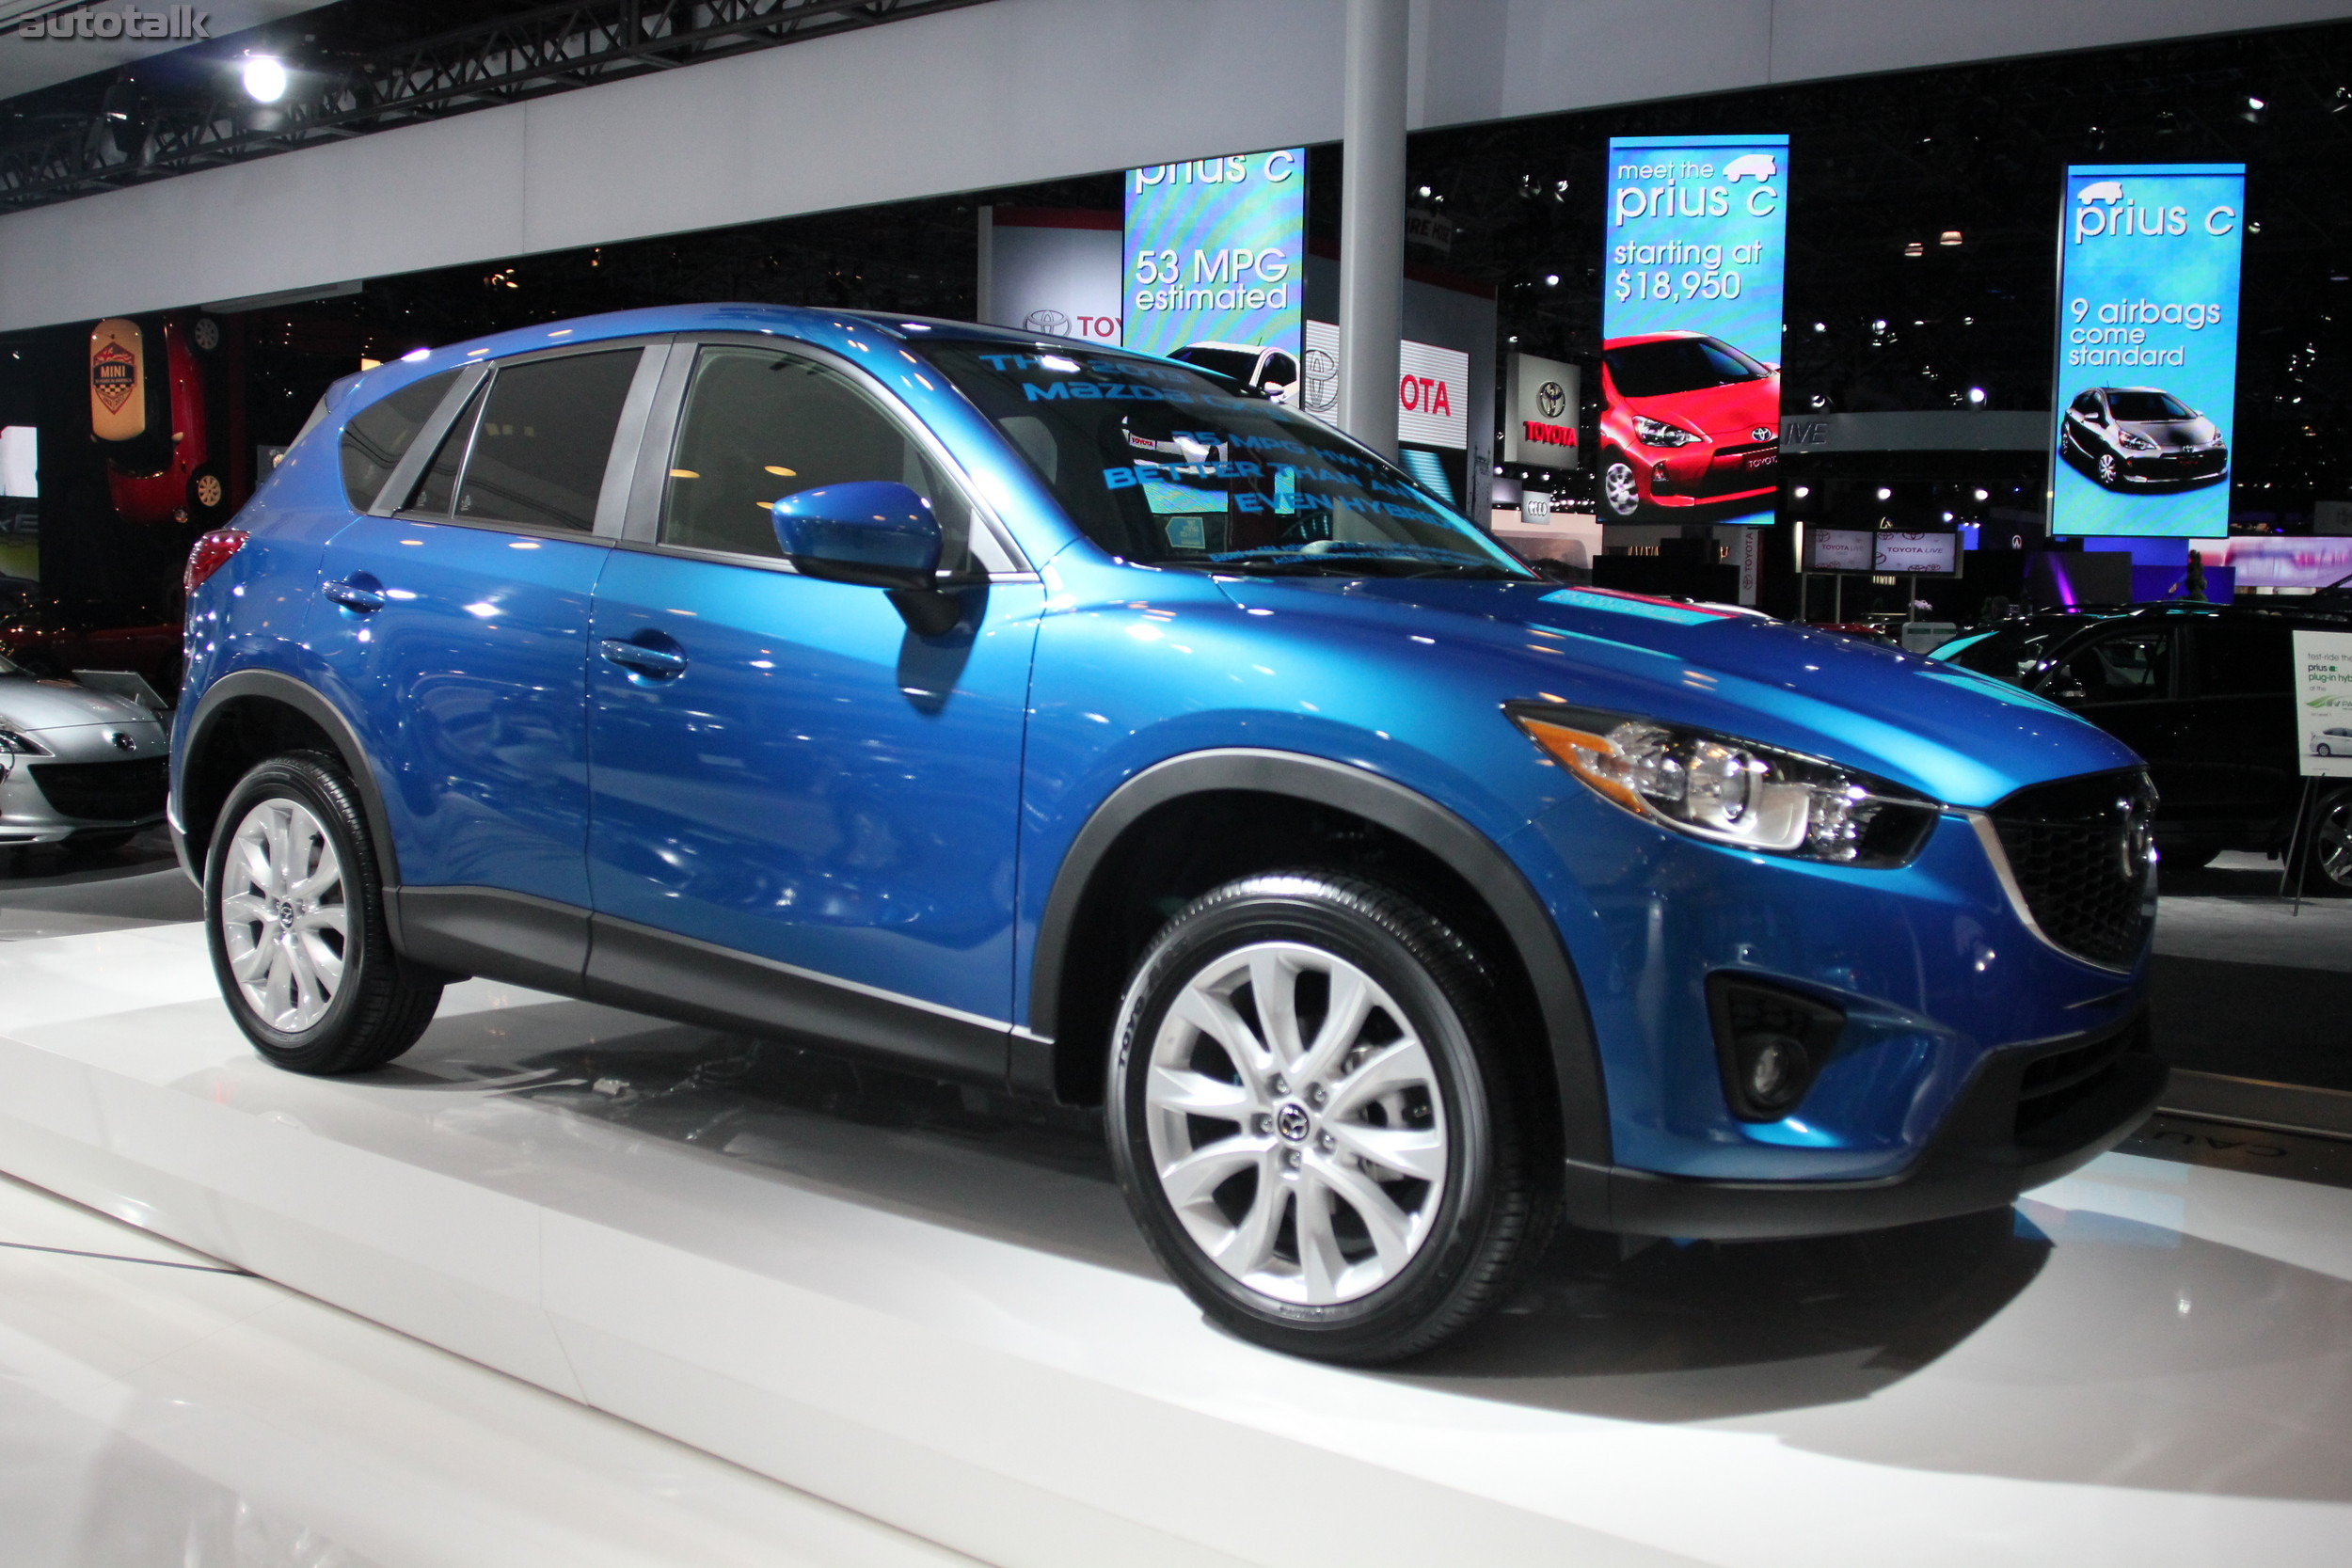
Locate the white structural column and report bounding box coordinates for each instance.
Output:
[1337,0,1408,456]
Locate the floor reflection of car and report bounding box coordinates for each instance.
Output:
[1168,341,1298,404]
[1932,603,2352,890]
[2059,387,2228,490]
[2315,727,2352,757]
[1597,332,1780,521]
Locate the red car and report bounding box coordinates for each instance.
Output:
[1597,331,1781,521]
[92,312,230,529]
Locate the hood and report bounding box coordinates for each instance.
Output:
[2123,418,2217,449]
[0,675,162,733]
[1617,375,1780,441]
[1212,578,2138,808]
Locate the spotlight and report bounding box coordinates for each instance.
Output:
[1544,274,1560,286]
[1792,485,1810,499]
[1967,387,1986,405]
[1973,487,1990,502]
[1876,486,1892,501]
[242,55,289,103]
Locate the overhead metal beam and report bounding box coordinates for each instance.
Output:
[0,0,1001,214]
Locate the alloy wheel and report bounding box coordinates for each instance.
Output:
[2317,796,2352,889]
[1602,460,1640,518]
[1142,941,1448,1306]
[2097,452,2120,485]
[219,796,349,1033]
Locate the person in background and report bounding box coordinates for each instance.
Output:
[2185,549,2208,602]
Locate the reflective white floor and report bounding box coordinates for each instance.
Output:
[2,924,2349,1567]
[0,1172,974,1568]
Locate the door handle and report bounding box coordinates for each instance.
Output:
[599,638,689,678]
[323,578,387,613]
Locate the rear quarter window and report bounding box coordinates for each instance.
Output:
[339,370,461,511]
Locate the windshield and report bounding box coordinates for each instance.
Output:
[1928,621,2090,683]
[922,343,1529,578]
[1604,336,1770,398]
[2106,390,2194,422]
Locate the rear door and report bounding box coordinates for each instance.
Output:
[310,341,665,981]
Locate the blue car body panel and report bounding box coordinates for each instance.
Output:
[173,302,2153,1202]
[585,549,1042,1027]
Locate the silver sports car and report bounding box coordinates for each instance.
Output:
[0,649,170,848]
[2061,386,2229,489]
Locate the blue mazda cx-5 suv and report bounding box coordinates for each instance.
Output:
[171,305,2164,1361]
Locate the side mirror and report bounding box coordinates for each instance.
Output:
[771,482,941,592]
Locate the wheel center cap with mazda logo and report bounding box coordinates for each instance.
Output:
[1275,1102,1311,1143]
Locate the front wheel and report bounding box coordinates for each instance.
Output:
[1600,452,1642,520]
[2295,785,2352,897]
[206,752,442,1073]
[2095,451,2121,487]
[1106,873,1553,1363]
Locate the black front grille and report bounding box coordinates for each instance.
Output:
[29,758,167,822]
[1990,768,2155,970]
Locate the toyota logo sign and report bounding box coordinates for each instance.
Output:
[1536,380,1567,419]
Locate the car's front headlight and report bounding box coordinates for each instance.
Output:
[1508,704,1940,866]
[2116,429,2158,452]
[1632,414,1704,449]
[0,724,51,757]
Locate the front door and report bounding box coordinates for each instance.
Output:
[585,341,1038,1076]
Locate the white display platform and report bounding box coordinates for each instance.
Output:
[3,924,2349,1567]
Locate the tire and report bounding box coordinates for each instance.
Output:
[205,752,442,1073]
[1105,873,1554,1363]
[2095,452,2120,488]
[1599,452,1642,520]
[2293,786,2352,898]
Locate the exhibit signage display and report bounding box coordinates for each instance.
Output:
[2293,628,2352,779]
[1603,133,1788,523]
[88,317,146,443]
[1804,527,1875,573]
[1299,321,1470,450]
[1503,352,1581,467]
[1873,531,1962,576]
[980,209,1124,343]
[1124,149,1303,369]
[2050,163,2245,539]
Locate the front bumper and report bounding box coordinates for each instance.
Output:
[0,753,168,843]
[2115,449,2227,484]
[1563,1009,2164,1239]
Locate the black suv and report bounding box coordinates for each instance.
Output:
[1933,602,2352,889]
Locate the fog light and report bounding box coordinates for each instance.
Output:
[1707,974,1845,1121]
[1740,1033,1810,1111]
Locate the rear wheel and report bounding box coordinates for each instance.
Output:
[1106,873,1552,1363]
[206,752,441,1073]
[2294,785,2352,898]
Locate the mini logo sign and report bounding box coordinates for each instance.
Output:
[90,341,136,415]
[1535,380,1567,419]
[12,6,209,40]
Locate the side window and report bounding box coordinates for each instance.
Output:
[2187,620,2290,697]
[659,346,984,574]
[453,350,642,531]
[2069,390,2099,419]
[406,382,485,515]
[2054,628,2173,704]
[340,369,459,510]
